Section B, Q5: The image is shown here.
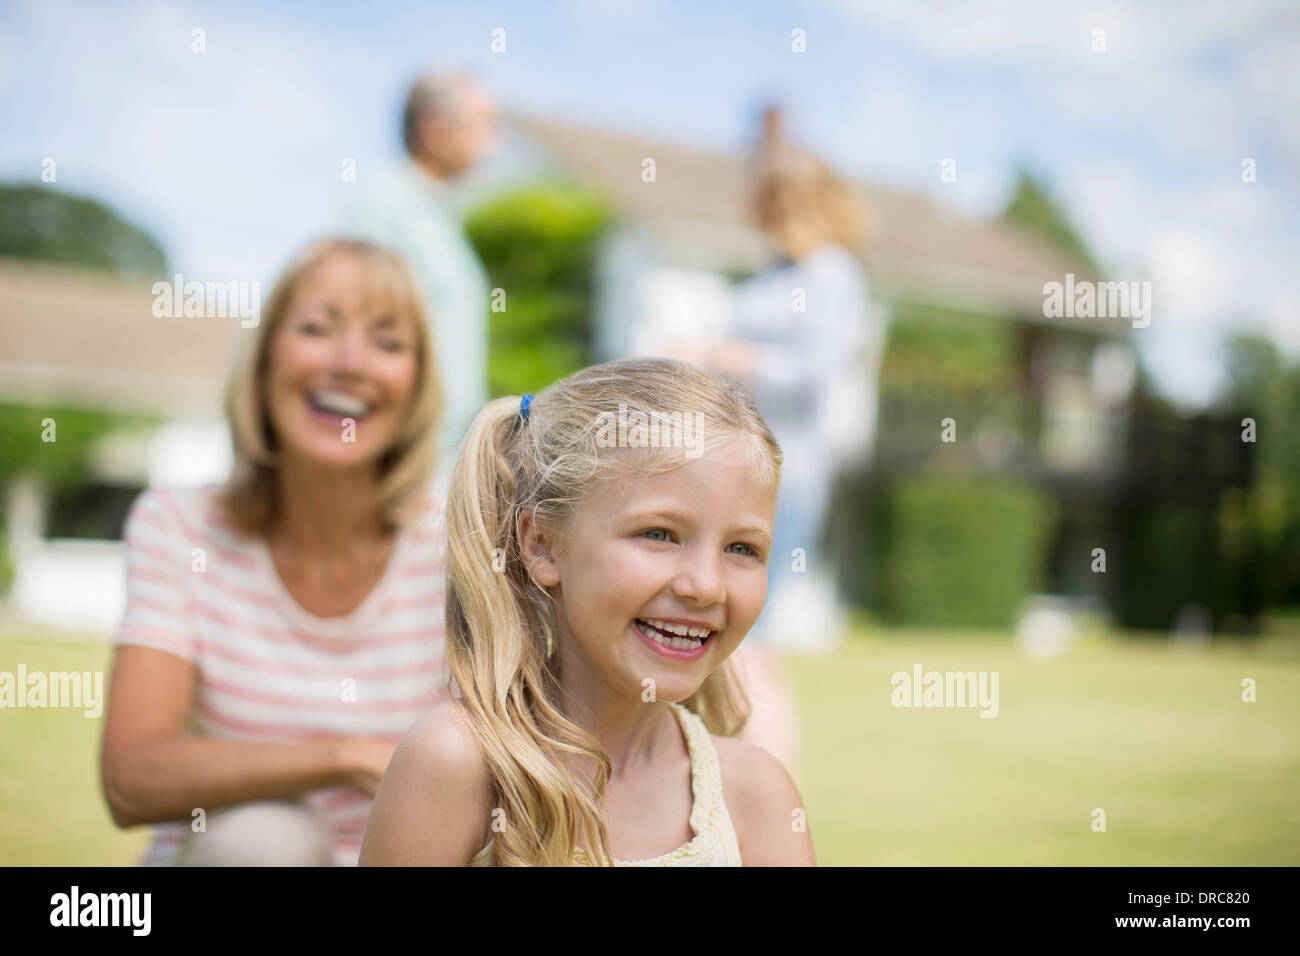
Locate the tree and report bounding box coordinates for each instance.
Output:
[0,184,167,276]
[1224,334,1300,604]
[1000,168,1102,279]
[1221,333,1286,410]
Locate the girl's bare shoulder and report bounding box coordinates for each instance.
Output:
[711,734,816,865]
[710,734,798,814]
[400,699,491,791]
[364,699,494,865]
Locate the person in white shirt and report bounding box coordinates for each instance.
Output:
[699,133,885,777]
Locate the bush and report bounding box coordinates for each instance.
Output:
[1116,494,1263,631]
[0,403,157,594]
[464,182,613,397]
[879,301,1019,396]
[872,476,1056,628]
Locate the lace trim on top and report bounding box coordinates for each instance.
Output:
[468,702,742,866]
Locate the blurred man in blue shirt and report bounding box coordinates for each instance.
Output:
[344,71,501,471]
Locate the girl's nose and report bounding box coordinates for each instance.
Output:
[671,547,727,606]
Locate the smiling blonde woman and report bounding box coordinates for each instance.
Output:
[101,238,451,866]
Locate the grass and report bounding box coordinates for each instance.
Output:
[1,626,1297,865]
[0,633,153,866]
[786,628,1300,865]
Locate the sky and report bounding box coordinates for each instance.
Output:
[2,0,1297,408]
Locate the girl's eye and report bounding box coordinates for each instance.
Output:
[377,339,408,353]
[639,529,762,559]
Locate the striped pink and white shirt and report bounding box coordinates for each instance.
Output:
[113,483,449,866]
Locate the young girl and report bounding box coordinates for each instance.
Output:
[360,357,815,866]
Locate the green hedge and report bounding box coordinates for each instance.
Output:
[879,301,1019,396]
[464,182,613,397]
[872,476,1056,628]
[0,401,156,594]
[1117,496,1241,631]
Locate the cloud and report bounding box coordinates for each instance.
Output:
[1,0,377,278]
[826,0,1297,66]
[823,0,1300,404]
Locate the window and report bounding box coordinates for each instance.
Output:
[44,483,143,540]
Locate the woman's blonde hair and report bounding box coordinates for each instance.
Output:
[216,237,442,537]
[446,357,782,866]
[753,146,867,262]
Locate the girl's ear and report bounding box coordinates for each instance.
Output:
[516,509,561,588]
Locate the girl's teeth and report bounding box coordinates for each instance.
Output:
[638,620,705,650]
[644,618,712,639]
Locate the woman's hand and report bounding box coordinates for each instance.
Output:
[102,646,376,827]
[710,340,760,380]
[337,735,401,797]
[661,338,759,381]
[660,338,711,367]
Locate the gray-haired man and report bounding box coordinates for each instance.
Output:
[344,70,501,471]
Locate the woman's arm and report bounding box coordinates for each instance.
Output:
[100,645,390,827]
[360,701,493,866]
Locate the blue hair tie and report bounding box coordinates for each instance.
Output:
[519,393,534,422]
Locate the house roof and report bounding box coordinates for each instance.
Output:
[505,111,1112,327]
[0,257,244,418]
[0,117,1123,419]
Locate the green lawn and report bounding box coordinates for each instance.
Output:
[0,633,153,866]
[786,629,1300,865]
[2,627,1297,865]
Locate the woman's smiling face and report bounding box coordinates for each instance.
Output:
[264,250,419,470]
[523,431,778,704]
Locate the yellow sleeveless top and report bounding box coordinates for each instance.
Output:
[468,702,743,866]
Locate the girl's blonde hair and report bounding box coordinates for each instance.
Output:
[753,146,867,262]
[216,237,443,537]
[446,357,782,866]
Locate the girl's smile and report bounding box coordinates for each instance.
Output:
[521,431,777,703]
[631,617,717,660]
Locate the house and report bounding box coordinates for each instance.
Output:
[0,256,238,631]
[500,111,1138,475]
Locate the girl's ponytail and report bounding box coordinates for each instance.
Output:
[445,395,610,866]
[445,395,536,702]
